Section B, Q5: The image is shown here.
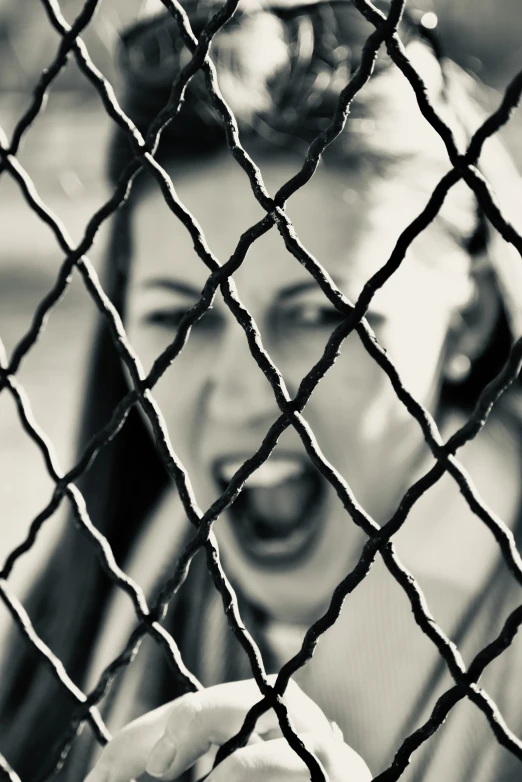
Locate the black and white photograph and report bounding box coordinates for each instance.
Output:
[1,1,522,780]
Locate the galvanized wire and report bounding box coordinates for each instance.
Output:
[1,0,522,780]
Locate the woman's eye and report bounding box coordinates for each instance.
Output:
[146,309,187,328]
[282,303,346,329]
[279,303,385,333]
[145,307,222,332]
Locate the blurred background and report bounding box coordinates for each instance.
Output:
[0,0,143,610]
[0,0,521,614]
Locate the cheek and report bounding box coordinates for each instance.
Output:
[154,359,203,422]
[304,336,398,459]
[125,322,213,461]
[379,302,452,405]
[297,328,439,520]
[277,329,404,450]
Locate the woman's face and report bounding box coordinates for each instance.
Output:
[125,155,474,623]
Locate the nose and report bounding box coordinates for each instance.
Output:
[205,320,279,427]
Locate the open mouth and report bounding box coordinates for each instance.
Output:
[212,454,326,568]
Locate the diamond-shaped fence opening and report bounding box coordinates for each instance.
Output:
[0,0,522,780]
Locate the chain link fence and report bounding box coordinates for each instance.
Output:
[1,0,522,779]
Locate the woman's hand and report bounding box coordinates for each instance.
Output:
[84,677,371,782]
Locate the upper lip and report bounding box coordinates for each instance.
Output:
[211,451,314,489]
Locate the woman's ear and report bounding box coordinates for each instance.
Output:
[443,264,500,384]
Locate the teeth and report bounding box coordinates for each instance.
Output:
[219,458,305,488]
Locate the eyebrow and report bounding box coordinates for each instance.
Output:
[276,279,345,301]
[143,278,203,297]
[144,277,347,302]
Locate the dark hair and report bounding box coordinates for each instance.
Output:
[0,3,519,779]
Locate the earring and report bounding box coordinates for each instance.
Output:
[444,354,471,383]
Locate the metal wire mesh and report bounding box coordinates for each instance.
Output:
[1,0,522,779]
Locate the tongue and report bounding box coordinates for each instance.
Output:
[244,475,315,533]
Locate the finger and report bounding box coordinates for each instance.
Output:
[84,682,263,782]
[206,733,372,782]
[145,678,334,779]
[145,681,267,779]
[84,677,336,782]
[84,702,174,782]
